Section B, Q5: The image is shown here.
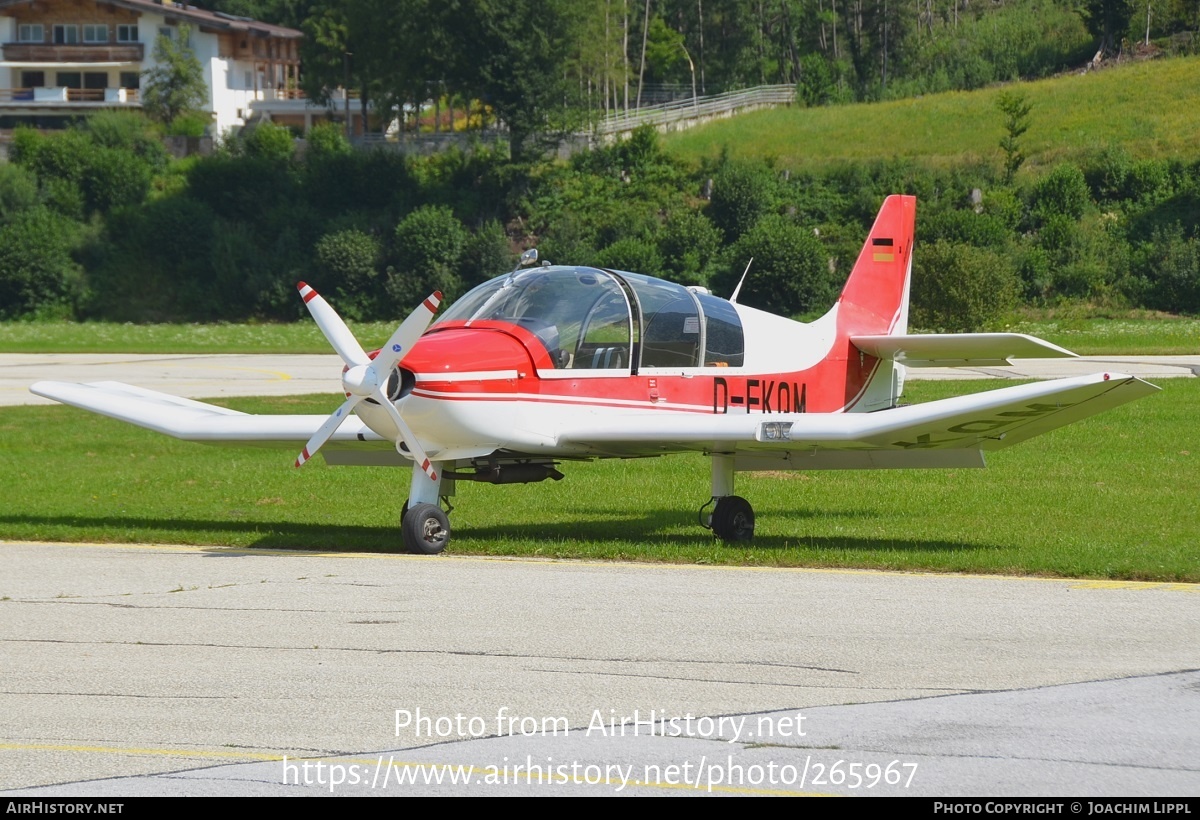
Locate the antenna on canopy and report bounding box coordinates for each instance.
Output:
[730,257,753,304]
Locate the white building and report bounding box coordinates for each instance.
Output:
[0,0,316,134]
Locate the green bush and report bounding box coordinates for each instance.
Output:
[911,240,1020,331]
[166,110,212,137]
[659,210,722,285]
[306,121,352,159]
[798,54,835,107]
[83,111,169,171]
[242,120,295,161]
[313,228,381,319]
[10,126,153,216]
[713,214,830,316]
[389,205,467,309]
[458,220,514,289]
[81,148,152,214]
[188,154,298,225]
[1134,224,1200,314]
[595,237,665,275]
[0,163,39,222]
[1029,163,1090,224]
[707,160,780,241]
[0,207,84,319]
[919,208,1010,249]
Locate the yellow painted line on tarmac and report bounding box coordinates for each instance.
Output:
[6,540,1198,593]
[178,363,295,381]
[0,741,282,762]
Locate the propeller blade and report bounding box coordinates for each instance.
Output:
[371,291,442,375]
[295,394,361,467]
[297,281,369,367]
[378,392,438,481]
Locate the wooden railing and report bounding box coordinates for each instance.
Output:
[2,43,143,62]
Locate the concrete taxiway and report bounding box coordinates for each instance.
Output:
[1,542,1197,796]
[2,353,1198,795]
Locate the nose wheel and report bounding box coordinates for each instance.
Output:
[709,495,755,543]
[402,502,450,554]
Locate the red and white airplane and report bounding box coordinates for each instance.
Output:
[32,196,1158,553]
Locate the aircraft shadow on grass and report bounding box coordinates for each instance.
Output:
[0,512,997,555]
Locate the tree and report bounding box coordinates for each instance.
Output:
[1079,0,1134,58]
[141,26,209,129]
[445,0,581,161]
[996,90,1032,184]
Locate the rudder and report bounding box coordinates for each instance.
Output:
[836,194,916,337]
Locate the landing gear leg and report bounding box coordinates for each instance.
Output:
[402,463,449,554]
[705,453,755,543]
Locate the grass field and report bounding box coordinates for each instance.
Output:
[3,314,1197,355]
[0,320,402,355]
[2,380,1194,581]
[663,56,1200,170]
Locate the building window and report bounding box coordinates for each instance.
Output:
[116,24,138,42]
[84,72,108,89]
[17,24,44,43]
[158,26,174,41]
[83,25,108,43]
[56,72,82,89]
[119,72,140,89]
[53,25,80,45]
[21,71,45,88]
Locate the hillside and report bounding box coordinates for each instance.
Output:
[663,57,1200,172]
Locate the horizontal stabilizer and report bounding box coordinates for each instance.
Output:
[851,333,1076,367]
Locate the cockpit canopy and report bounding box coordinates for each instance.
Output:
[436,266,744,370]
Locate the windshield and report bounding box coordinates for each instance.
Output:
[437,267,632,369]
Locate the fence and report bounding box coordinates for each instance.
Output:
[594,84,796,137]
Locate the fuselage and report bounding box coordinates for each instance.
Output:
[352,265,906,459]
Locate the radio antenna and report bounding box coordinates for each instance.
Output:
[730,258,753,304]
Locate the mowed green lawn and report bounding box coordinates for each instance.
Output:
[664,56,1200,170]
[2,380,1195,581]
[3,315,1198,355]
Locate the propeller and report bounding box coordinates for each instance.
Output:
[294,282,442,479]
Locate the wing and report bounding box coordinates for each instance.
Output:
[29,380,387,448]
[554,372,1159,471]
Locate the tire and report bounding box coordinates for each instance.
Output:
[710,495,755,543]
[402,502,450,554]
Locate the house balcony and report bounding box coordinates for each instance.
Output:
[2,43,144,63]
[0,87,140,105]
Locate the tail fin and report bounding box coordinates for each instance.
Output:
[835,195,916,412]
[837,194,916,337]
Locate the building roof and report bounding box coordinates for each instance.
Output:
[0,0,302,40]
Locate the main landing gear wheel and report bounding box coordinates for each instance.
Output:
[710,495,755,543]
[402,502,450,554]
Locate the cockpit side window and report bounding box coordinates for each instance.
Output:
[615,272,702,368]
[574,285,631,369]
[696,292,744,367]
